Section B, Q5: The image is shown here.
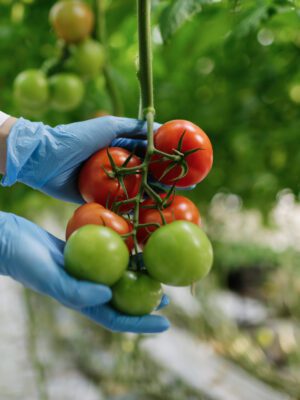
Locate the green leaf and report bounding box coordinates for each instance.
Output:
[234,2,274,37]
[158,160,177,181]
[159,0,210,43]
[177,129,186,152]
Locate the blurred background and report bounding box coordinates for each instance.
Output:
[0,0,300,399]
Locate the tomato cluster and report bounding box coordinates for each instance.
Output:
[64,120,214,316]
[13,0,105,115]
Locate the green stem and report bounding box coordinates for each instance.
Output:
[108,0,161,262]
[129,0,157,263]
[138,222,161,228]
[153,148,181,161]
[95,0,124,116]
[137,0,154,116]
[41,42,70,77]
[23,289,48,400]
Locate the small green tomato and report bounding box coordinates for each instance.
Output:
[112,270,162,316]
[64,225,129,286]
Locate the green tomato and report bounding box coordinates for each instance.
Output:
[13,69,49,109]
[112,271,162,316]
[71,39,105,77]
[49,73,84,112]
[143,221,213,286]
[64,225,129,286]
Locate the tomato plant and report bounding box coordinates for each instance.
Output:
[79,147,142,212]
[66,203,134,251]
[49,0,94,43]
[57,0,215,316]
[150,120,213,187]
[13,69,49,110]
[143,221,213,286]
[112,270,162,316]
[137,193,201,247]
[64,225,129,286]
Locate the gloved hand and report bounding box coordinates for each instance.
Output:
[1,116,155,203]
[0,211,170,333]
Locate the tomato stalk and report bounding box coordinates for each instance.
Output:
[95,0,124,116]
[41,41,70,76]
[120,0,152,264]
[103,0,175,261]
[110,0,172,262]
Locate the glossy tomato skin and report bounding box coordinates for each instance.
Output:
[64,225,129,286]
[138,194,201,247]
[150,120,213,187]
[49,0,94,43]
[79,147,142,212]
[143,221,213,286]
[66,203,134,251]
[112,271,162,316]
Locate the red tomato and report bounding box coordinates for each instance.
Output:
[66,203,134,251]
[150,120,213,187]
[137,194,201,247]
[79,147,142,212]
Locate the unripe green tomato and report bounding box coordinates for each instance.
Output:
[13,69,49,109]
[49,73,84,112]
[112,271,162,316]
[143,221,213,286]
[71,39,105,77]
[64,225,129,286]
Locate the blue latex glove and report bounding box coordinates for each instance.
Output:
[0,211,170,333]
[1,116,156,203]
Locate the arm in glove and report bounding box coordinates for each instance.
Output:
[1,116,156,203]
[0,211,170,334]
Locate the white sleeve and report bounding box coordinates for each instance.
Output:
[0,111,11,127]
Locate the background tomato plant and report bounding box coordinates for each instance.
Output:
[1,0,300,216]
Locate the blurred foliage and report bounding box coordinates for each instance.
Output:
[0,0,300,215]
[213,241,280,273]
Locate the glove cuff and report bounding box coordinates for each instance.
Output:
[1,118,46,189]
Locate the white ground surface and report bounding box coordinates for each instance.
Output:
[0,278,102,400]
[142,328,291,400]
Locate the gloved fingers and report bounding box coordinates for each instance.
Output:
[41,166,85,204]
[112,117,161,138]
[156,294,170,310]
[53,268,112,309]
[52,117,161,173]
[0,211,112,309]
[111,138,147,158]
[174,184,196,191]
[82,304,170,334]
[147,176,196,192]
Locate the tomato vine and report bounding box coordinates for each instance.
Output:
[106,0,180,266]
